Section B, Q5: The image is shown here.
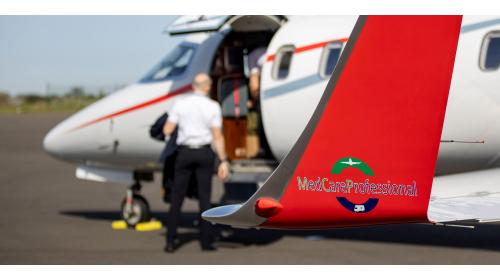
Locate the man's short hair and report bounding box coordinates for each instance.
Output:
[193,73,212,90]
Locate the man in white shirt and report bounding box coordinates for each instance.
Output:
[163,73,229,253]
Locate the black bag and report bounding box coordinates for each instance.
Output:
[150,111,179,163]
[151,112,198,202]
[149,112,169,141]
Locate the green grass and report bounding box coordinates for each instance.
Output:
[0,96,102,114]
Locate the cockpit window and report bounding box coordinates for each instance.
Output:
[480,31,500,71]
[140,45,195,83]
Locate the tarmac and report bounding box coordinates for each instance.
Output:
[1,112,500,264]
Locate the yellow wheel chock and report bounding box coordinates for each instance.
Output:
[111,219,163,231]
[111,220,128,230]
[135,220,163,232]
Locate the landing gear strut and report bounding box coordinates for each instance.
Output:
[121,182,151,226]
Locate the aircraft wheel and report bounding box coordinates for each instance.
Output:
[121,194,151,227]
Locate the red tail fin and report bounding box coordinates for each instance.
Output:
[203,15,463,229]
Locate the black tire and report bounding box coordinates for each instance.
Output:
[121,194,151,227]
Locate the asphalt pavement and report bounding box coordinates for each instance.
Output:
[1,113,500,264]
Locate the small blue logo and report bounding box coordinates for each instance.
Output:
[336,197,379,213]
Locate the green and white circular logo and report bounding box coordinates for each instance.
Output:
[331,157,374,176]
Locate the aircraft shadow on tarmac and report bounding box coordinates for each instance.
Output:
[60,209,500,252]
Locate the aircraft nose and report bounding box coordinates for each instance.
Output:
[43,125,65,158]
[43,116,81,159]
[43,109,113,161]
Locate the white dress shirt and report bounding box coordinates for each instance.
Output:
[167,91,222,146]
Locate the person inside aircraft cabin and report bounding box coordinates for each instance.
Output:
[247,46,273,158]
[162,73,229,253]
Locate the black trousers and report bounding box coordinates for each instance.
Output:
[167,146,214,248]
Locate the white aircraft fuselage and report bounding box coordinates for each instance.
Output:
[43,15,500,186]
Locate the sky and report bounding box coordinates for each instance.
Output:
[0,16,179,95]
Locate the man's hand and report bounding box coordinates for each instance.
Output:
[211,126,229,180]
[249,73,260,100]
[217,161,229,180]
[163,121,177,137]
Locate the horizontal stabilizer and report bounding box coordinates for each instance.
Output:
[429,168,500,224]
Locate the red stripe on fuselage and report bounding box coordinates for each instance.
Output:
[68,84,192,132]
[266,37,349,62]
[68,38,348,132]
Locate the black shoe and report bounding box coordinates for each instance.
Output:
[201,244,217,252]
[164,243,176,253]
[164,239,180,253]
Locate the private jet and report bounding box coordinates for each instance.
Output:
[44,15,500,227]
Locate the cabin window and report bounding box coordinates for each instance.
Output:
[319,42,343,79]
[140,45,195,83]
[480,31,500,71]
[272,46,295,80]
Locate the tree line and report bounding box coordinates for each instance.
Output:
[0,87,107,113]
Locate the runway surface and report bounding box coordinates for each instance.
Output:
[1,113,500,264]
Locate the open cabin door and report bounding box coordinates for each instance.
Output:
[167,15,286,161]
[166,15,286,36]
[208,16,285,160]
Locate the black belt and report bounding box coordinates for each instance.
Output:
[178,144,211,149]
